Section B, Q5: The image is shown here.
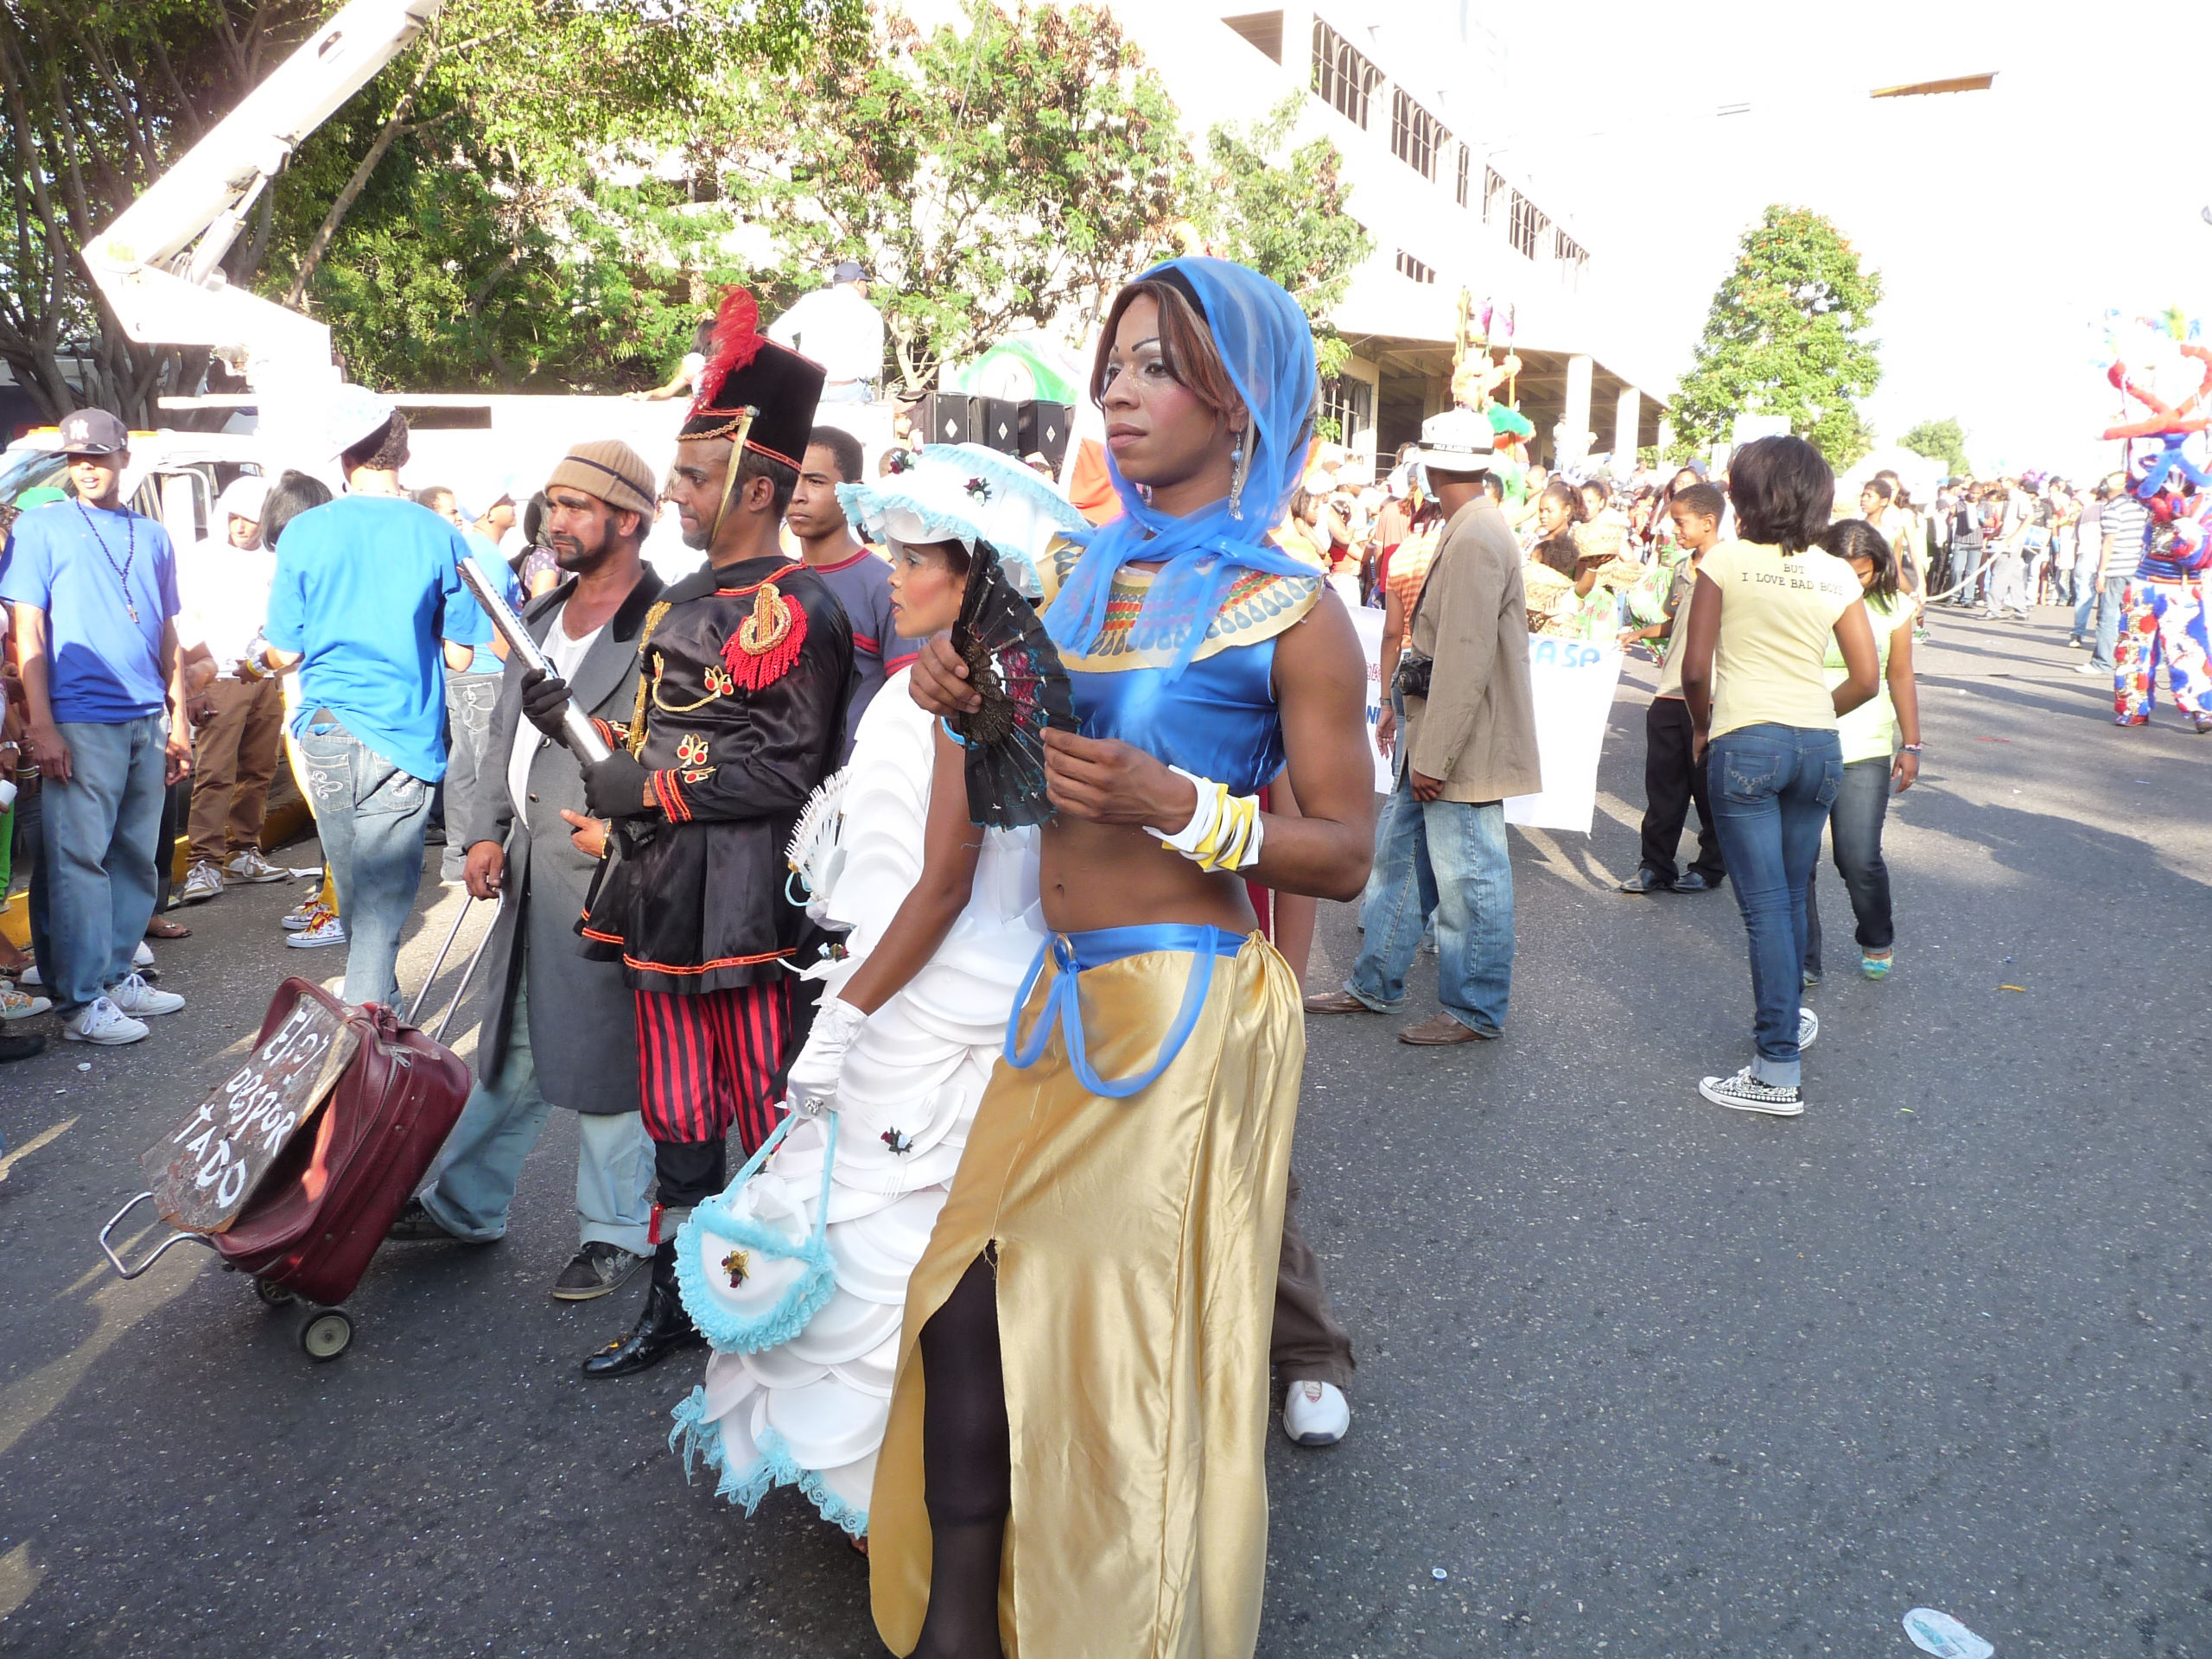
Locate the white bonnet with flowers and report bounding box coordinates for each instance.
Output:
[836,443,1085,598]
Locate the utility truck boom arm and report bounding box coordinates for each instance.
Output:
[84,0,446,392]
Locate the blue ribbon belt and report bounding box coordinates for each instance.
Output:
[1004,924,1245,1100]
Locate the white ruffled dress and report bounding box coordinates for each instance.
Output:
[670,667,1043,1535]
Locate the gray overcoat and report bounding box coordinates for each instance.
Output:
[451,569,664,1113]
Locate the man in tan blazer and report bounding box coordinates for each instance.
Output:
[1306,408,1539,1045]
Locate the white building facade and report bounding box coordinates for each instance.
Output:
[1104,0,1675,477]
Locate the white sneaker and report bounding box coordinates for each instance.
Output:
[282,896,322,932]
[2075,660,2109,676]
[0,982,51,1020]
[1699,1065,1803,1116]
[286,908,347,949]
[225,849,288,885]
[1798,1007,1818,1050]
[63,995,149,1046]
[106,971,185,1017]
[1282,1380,1351,1446]
[15,963,40,988]
[180,861,226,904]
[132,940,155,969]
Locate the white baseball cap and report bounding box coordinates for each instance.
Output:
[1413,407,1495,474]
[323,385,397,459]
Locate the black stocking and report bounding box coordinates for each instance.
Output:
[911,1250,1010,1659]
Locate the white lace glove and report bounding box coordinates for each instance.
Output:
[785,995,868,1117]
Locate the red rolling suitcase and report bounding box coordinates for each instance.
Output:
[99,898,496,1360]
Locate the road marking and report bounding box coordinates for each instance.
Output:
[0,1116,76,1186]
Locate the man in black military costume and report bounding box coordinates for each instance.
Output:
[524,287,854,1376]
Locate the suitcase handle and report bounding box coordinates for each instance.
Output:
[405,893,504,1045]
[99,1190,217,1280]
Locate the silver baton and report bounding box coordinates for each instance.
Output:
[459,554,613,765]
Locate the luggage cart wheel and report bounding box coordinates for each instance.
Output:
[299,1309,353,1362]
[254,1278,295,1309]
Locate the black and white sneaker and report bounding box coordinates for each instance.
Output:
[1700,1065,1803,1116]
[1798,1007,1818,1050]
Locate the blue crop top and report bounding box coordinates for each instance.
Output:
[1042,543,1322,797]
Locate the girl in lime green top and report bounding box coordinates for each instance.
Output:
[1803,518,1923,984]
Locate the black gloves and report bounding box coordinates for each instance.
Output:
[582,748,657,819]
[518,668,574,744]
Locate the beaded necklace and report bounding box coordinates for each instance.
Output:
[73,499,140,625]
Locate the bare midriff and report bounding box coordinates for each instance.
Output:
[1039,818,1258,937]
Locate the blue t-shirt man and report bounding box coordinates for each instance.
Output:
[0,500,181,723]
[264,494,492,782]
[459,531,519,676]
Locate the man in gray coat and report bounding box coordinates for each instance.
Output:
[388,442,664,1300]
[1306,407,1539,1045]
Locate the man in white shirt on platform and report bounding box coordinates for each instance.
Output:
[766,262,885,404]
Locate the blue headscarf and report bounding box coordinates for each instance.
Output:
[1045,257,1319,678]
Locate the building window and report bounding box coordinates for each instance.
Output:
[1311,21,1379,130]
[1554,228,1589,287]
[1221,10,1283,63]
[1390,88,1446,181]
[1395,250,1436,284]
[1509,191,1549,261]
[1483,166,1506,225]
[1317,374,1374,447]
[1456,144,1470,208]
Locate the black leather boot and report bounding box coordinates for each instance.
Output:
[581,1239,703,1378]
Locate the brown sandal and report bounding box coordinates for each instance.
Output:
[145,916,191,940]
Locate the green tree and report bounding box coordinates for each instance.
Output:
[1173,96,1372,385]
[1900,416,1971,479]
[705,0,1188,396]
[0,0,851,422]
[1672,205,1883,471]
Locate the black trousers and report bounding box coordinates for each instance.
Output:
[1638,696,1724,883]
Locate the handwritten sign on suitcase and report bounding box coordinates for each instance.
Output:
[143,995,361,1233]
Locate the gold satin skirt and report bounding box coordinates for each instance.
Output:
[869,931,1304,1658]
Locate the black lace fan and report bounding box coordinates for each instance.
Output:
[948,541,1076,829]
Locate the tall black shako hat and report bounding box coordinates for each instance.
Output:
[679,286,825,470]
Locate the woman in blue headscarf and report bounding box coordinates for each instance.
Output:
[872,258,1376,1656]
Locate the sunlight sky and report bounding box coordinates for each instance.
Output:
[1486,0,2212,479]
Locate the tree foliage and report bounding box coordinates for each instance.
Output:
[1672,204,1883,471]
[1899,416,1971,479]
[0,0,853,423]
[1172,96,1371,384]
[702,0,1186,395]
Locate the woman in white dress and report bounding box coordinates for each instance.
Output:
[669,445,1082,1539]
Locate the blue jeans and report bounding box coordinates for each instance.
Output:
[1345,770,1514,1037]
[1802,757,1894,977]
[1948,544,1983,603]
[39,715,168,1011]
[420,977,654,1251]
[441,671,501,880]
[296,716,434,1007]
[2091,575,2129,671]
[1707,724,1841,1087]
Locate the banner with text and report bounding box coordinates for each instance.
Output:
[1504,639,1623,834]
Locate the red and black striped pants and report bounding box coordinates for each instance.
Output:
[632,981,792,1159]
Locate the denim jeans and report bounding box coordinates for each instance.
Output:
[2091,575,2129,671]
[441,671,502,880]
[1345,769,1514,1037]
[1948,544,1983,603]
[1707,723,1841,1087]
[1802,757,1894,978]
[39,715,168,1011]
[296,716,434,1007]
[420,976,655,1252]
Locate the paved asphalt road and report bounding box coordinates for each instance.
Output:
[1,606,2206,1658]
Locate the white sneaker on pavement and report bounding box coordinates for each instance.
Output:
[225,849,288,884]
[1798,1007,1818,1050]
[286,908,347,949]
[63,995,149,1046]
[16,963,40,988]
[282,895,323,931]
[132,940,155,969]
[0,982,52,1020]
[1282,1380,1351,1446]
[106,971,185,1017]
[180,861,226,905]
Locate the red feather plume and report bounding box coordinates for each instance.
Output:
[690,286,765,416]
